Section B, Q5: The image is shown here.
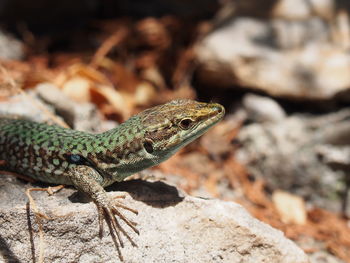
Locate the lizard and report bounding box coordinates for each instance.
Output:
[0,98,225,260]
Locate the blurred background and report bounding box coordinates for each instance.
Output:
[0,0,349,262]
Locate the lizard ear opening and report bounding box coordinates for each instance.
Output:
[143,139,154,153]
[179,118,193,130]
[64,154,90,165]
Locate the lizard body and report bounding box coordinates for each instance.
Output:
[0,99,225,259]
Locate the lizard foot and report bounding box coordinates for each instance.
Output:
[95,197,139,261]
[67,165,139,261]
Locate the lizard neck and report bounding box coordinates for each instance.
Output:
[87,116,154,184]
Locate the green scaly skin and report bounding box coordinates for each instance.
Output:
[0,99,225,259]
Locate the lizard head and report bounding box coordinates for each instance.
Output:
[93,99,224,183]
[139,99,225,160]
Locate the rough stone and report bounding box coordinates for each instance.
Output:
[236,107,350,213]
[242,93,287,123]
[0,174,309,263]
[0,29,24,60]
[195,16,350,102]
[36,83,106,132]
[0,85,109,133]
[272,0,335,20]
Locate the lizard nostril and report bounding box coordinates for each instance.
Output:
[213,105,224,114]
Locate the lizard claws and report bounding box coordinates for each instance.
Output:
[96,199,139,260]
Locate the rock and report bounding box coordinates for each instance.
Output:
[213,0,334,19]
[0,85,109,133]
[35,83,106,132]
[195,15,350,102]
[0,92,59,124]
[235,108,350,213]
[272,0,335,20]
[213,0,278,19]
[243,93,286,123]
[308,251,345,263]
[296,236,345,263]
[0,28,24,60]
[271,17,330,48]
[0,173,309,263]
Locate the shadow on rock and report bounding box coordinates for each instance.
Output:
[69,179,184,208]
[0,236,22,263]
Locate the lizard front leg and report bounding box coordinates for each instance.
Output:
[67,165,139,260]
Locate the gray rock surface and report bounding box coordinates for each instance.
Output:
[0,85,108,133]
[236,107,350,214]
[195,15,350,101]
[0,29,24,60]
[0,174,309,263]
[35,83,106,132]
[242,93,287,123]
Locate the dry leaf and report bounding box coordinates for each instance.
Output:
[62,76,91,103]
[91,85,132,120]
[272,190,307,225]
[134,81,156,106]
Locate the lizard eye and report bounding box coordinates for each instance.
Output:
[143,139,154,153]
[179,118,193,130]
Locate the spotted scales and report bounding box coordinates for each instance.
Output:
[0,99,225,260]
